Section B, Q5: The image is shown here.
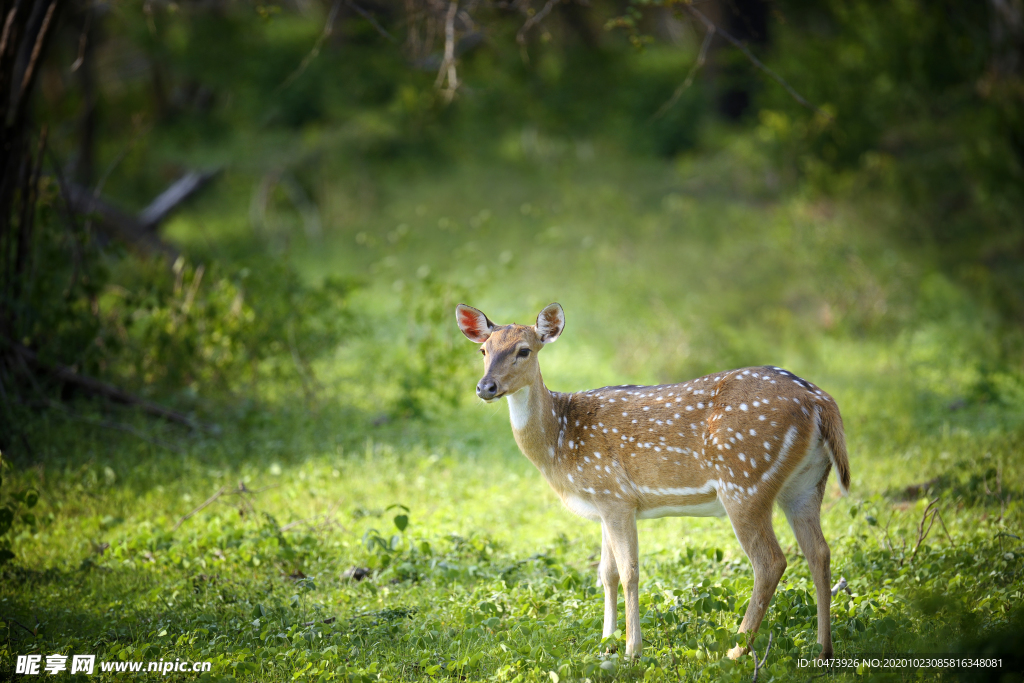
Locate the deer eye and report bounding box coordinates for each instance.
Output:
[480,348,486,356]
[517,348,531,358]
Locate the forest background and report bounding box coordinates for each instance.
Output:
[1,0,1023,680]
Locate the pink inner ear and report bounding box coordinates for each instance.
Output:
[458,308,488,341]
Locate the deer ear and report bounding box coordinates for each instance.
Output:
[535,303,564,343]
[456,304,495,343]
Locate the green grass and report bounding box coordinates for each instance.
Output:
[2,132,1023,682]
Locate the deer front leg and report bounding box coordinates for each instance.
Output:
[599,523,620,641]
[602,510,641,658]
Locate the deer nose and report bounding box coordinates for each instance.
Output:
[476,379,498,400]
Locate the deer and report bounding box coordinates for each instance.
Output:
[455,302,851,661]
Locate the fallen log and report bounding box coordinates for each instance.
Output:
[63,168,221,257]
[10,342,217,433]
[63,183,177,258]
[138,169,221,230]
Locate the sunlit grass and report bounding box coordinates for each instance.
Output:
[3,136,1022,681]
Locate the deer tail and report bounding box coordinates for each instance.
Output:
[819,399,851,495]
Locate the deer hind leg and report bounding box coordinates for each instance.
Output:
[782,470,834,659]
[599,522,620,641]
[725,506,787,660]
[601,511,641,658]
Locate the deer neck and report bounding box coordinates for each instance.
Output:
[506,370,560,474]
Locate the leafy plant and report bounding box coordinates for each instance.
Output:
[0,454,39,566]
[100,256,359,402]
[391,274,473,419]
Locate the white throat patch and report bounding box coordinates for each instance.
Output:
[507,386,531,431]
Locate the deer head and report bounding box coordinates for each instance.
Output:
[455,303,564,401]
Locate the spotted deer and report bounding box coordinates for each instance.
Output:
[456,302,850,660]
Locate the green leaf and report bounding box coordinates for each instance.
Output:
[393,514,408,532]
[24,489,38,508]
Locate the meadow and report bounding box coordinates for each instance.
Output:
[2,121,1022,683]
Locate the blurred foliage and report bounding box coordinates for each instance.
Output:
[97,255,358,401]
[43,1,710,189]
[4,179,107,373]
[0,3,1020,677]
[22,0,717,429]
[391,274,473,419]
[0,180,359,431]
[756,0,1024,321]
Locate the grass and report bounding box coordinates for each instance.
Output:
[2,130,1023,682]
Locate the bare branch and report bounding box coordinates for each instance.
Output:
[1,616,36,636]
[682,3,833,122]
[171,482,282,531]
[14,1,57,118]
[278,0,343,92]
[8,341,214,431]
[435,1,460,101]
[0,8,18,59]
[70,4,94,72]
[751,630,773,682]
[172,486,227,532]
[910,498,940,562]
[347,0,398,43]
[653,17,714,120]
[517,0,562,55]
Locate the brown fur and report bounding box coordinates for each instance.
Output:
[456,303,850,660]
